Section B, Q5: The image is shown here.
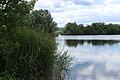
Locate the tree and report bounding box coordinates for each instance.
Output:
[0,0,36,38]
[30,9,57,34]
[63,22,80,35]
[0,1,71,80]
[0,0,36,79]
[63,22,120,35]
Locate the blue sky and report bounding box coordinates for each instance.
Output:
[34,0,120,27]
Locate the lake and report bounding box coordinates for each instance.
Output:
[56,35,120,80]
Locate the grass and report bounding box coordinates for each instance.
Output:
[0,27,72,80]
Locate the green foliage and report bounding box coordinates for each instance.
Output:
[0,38,19,73]
[63,22,80,35]
[0,0,37,35]
[63,22,120,35]
[0,0,71,80]
[30,9,57,34]
[55,27,64,36]
[52,50,72,80]
[0,73,16,80]
[12,27,56,80]
[0,26,72,80]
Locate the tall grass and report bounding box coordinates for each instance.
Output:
[0,27,71,80]
[0,26,72,80]
[14,27,56,80]
[52,50,72,80]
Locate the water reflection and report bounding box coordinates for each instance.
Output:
[65,40,120,47]
[57,35,120,80]
[70,62,120,80]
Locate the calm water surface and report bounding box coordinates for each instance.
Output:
[56,35,120,80]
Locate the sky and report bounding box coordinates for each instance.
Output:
[34,0,120,27]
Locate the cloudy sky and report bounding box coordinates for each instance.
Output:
[34,0,120,27]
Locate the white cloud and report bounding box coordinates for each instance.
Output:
[34,0,120,27]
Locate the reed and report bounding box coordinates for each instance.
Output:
[0,27,72,80]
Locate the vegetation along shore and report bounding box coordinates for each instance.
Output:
[0,0,72,80]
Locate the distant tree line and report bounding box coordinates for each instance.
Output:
[63,22,120,35]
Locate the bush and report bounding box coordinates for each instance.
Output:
[0,27,72,80]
